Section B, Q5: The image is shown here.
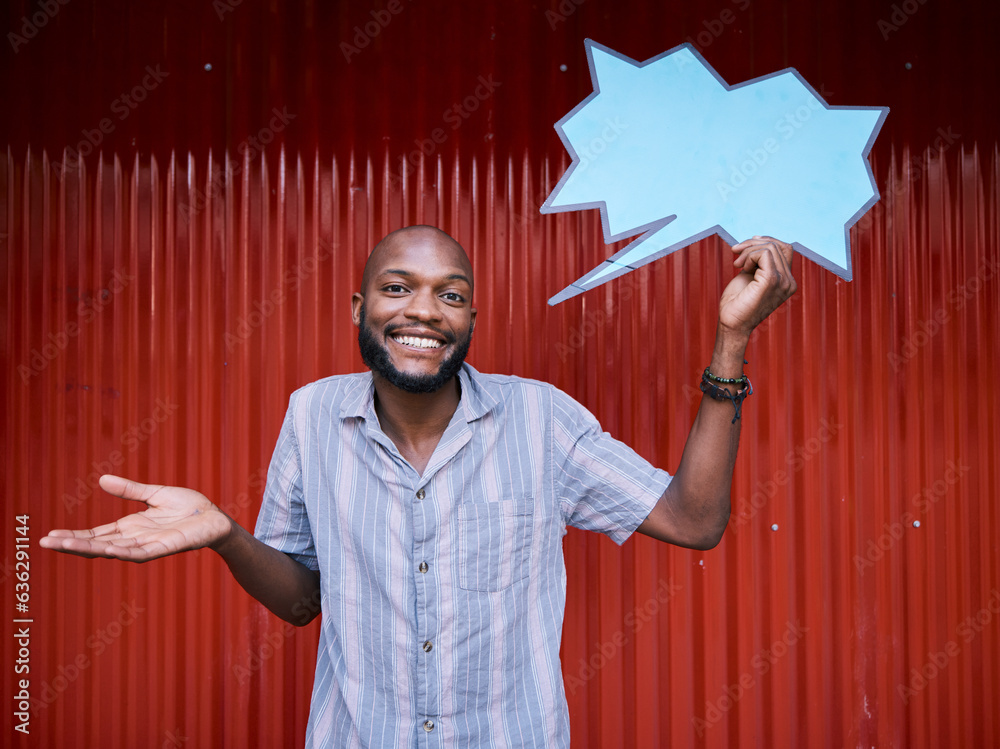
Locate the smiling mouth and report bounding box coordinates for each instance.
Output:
[390,334,445,350]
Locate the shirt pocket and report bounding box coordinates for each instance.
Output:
[456,498,535,592]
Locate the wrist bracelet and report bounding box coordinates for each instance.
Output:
[704,361,749,386]
[699,370,753,423]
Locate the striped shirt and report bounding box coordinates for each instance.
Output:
[254,363,671,748]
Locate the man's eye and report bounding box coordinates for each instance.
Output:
[385,284,406,293]
[442,293,465,302]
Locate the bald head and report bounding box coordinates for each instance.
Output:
[352,225,477,394]
[360,226,473,296]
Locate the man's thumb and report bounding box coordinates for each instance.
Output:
[98,474,157,503]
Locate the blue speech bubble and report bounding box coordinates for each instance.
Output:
[541,40,889,304]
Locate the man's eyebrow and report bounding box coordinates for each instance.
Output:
[379,269,472,286]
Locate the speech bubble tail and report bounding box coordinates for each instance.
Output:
[548,260,634,304]
[548,215,721,305]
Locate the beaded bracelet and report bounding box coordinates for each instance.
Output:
[703,365,749,387]
[699,371,753,423]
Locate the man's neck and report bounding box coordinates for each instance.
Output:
[371,374,461,475]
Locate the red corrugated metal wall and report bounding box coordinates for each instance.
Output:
[2,1,998,747]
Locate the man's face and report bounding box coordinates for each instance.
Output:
[352,229,476,394]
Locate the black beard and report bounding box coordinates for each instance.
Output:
[357,306,472,394]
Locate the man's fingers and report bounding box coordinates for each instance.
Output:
[99,536,173,562]
[42,520,126,541]
[733,245,758,270]
[98,474,161,504]
[734,239,794,280]
[731,235,772,252]
[39,533,167,562]
[732,237,772,269]
[734,244,772,272]
[780,241,794,268]
[40,519,137,558]
[749,244,782,284]
[765,239,797,291]
[110,540,172,561]
[732,236,795,270]
[38,535,118,558]
[754,245,785,287]
[40,528,80,539]
[40,479,161,555]
[753,242,798,297]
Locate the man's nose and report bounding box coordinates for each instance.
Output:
[403,287,441,321]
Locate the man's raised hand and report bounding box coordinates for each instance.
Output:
[718,236,798,338]
[40,475,233,562]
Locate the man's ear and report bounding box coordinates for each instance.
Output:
[351,293,364,327]
[470,307,477,335]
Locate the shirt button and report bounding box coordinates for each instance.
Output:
[416,489,425,500]
[418,562,429,573]
[423,719,435,732]
[422,640,433,652]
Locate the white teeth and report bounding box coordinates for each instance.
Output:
[393,335,443,349]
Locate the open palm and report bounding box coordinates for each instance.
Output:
[40,475,232,562]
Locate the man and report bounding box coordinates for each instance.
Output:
[41,226,796,747]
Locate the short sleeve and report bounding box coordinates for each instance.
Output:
[552,389,672,545]
[254,395,320,571]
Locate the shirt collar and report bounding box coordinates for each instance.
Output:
[456,363,500,423]
[338,363,500,424]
